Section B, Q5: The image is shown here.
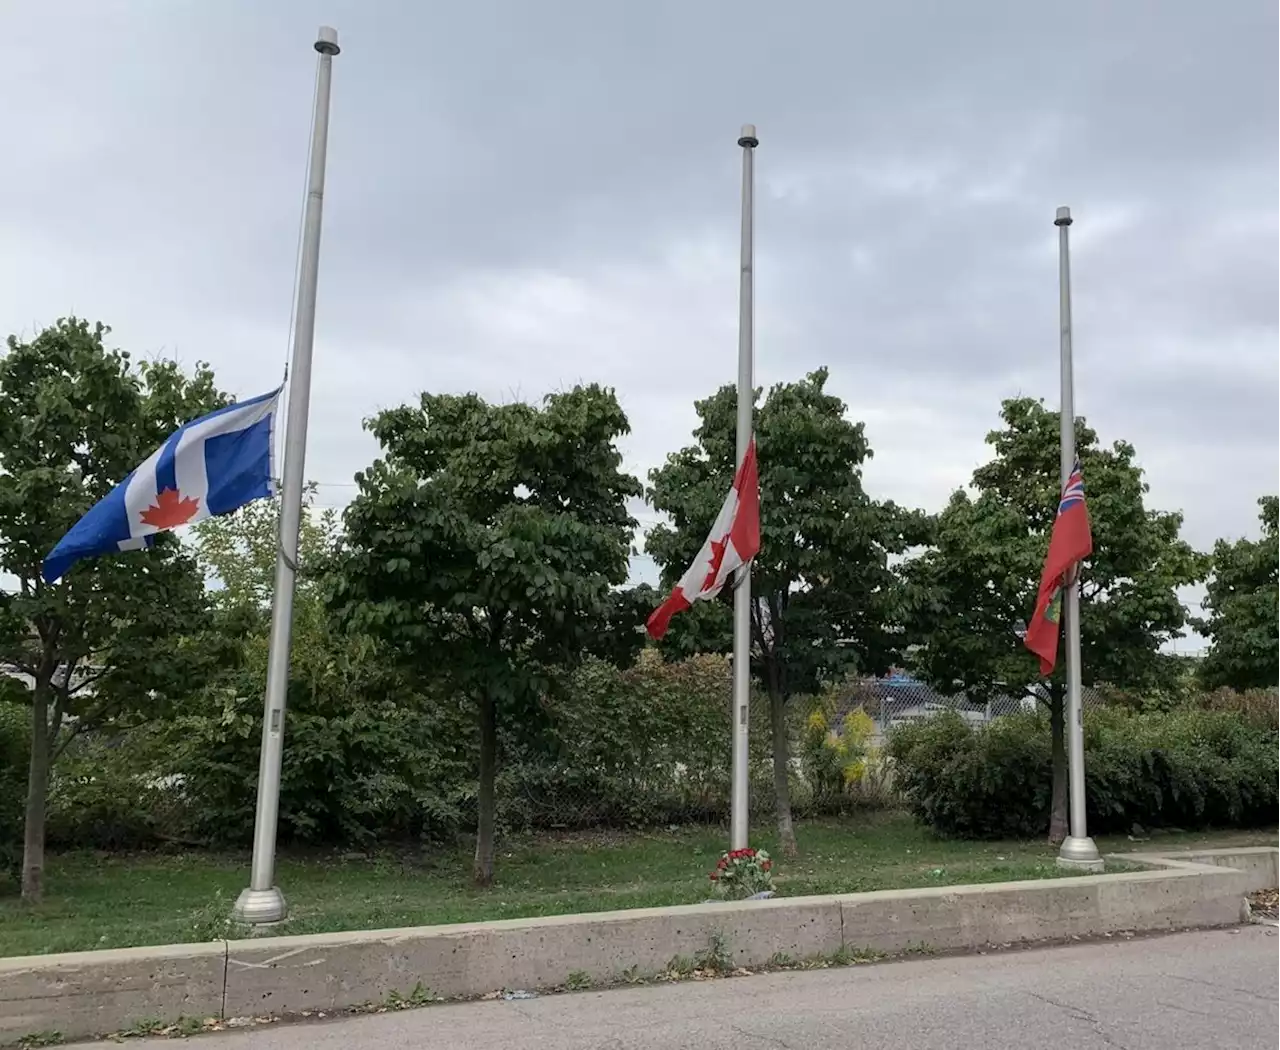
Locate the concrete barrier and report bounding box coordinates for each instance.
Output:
[1125,847,1277,894]
[839,862,1253,954]
[221,895,843,1019]
[1,848,1273,1045]
[0,940,225,1045]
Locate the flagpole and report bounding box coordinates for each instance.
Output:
[233,26,340,925]
[730,125,757,851]
[1054,206,1102,873]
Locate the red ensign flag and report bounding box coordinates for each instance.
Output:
[1023,459,1093,675]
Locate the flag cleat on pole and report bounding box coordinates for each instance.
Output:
[42,387,282,583]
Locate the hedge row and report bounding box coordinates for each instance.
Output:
[886,704,1278,840]
[2,653,808,859]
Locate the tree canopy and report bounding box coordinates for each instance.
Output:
[0,318,224,900]
[329,384,642,883]
[901,397,1206,839]
[192,483,337,615]
[647,368,924,853]
[1196,495,1278,692]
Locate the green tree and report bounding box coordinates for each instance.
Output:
[901,397,1206,841]
[1196,496,1278,691]
[329,385,641,883]
[647,369,923,855]
[179,485,477,847]
[0,318,223,901]
[192,483,337,614]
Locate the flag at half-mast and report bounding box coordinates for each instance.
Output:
[43,387,282,583]
[1023,458,1093,675]
[646,439,760,640]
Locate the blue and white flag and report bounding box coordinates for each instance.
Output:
[43,386,283,583]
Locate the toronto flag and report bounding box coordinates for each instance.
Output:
[43,387,282,583]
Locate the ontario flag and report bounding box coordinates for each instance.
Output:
[1023,458,1093,675]
[646,439,760,640]
[43,387,282,583]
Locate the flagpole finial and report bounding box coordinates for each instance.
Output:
[315,26,340,55]
[738,124,759,148]
[1054,206,1072,226]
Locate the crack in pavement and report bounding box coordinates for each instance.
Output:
[1025,991,1133,1050]
[1158,972,1275,1004]
[1156,1000,1214,1018]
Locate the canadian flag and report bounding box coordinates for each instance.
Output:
[647,439,761,640]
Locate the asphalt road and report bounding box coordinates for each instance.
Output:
[82,926,1278,1050]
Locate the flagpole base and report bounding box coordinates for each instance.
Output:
[1056,835,1104,872]
[231,886,288,925]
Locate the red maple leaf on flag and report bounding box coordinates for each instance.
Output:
[701,537,727,593]
[139,488,201,530]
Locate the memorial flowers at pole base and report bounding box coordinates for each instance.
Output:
[709,847,774,899]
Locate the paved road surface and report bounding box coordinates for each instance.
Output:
[81,927,1277,1049]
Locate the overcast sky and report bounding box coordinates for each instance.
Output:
[2,1,1276,633]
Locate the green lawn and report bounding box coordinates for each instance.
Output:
[1,812,1273,958]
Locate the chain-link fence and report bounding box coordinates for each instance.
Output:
[832,674,1107,748]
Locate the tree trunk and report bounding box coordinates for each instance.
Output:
[768,687,798,857]
[21,685,51,903]
[1048,688,1068,845]
[473,688,497,886]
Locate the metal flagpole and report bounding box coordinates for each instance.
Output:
[730,125,757,851]
[1053,206,1103,873]
[233,26,341,924]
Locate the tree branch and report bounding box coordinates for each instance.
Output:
[1,653,38,678]
[50,718,88,763]
[65,666,111,696]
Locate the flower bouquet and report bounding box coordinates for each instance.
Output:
[709,847,774,900]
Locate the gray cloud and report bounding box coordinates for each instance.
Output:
[1,1,1275,623]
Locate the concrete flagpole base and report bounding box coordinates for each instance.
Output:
[232,886,288,925]
[1057,835,1105,872]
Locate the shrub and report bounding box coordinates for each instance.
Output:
[0,701,28,889]
[799,701,893,814]
[888,705,1277,839]
[498,651,779,831]
[1085,706,1278,831]
[46,726,188,850]
[887,710,1052,839]
[137,621,476,848]
[1191,687,1278,734]
[36,648,875,853]
[174,686,472,847]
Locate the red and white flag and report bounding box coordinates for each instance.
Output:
[1023,458,1093,675]
[646,439,760,640]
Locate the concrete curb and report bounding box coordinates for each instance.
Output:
[0,941,226,1045]
[1,846,1274,1045]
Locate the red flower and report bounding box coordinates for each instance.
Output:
[709,873,718,881]
[762,860,772,872]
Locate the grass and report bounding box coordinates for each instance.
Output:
[1,812,1274,959]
